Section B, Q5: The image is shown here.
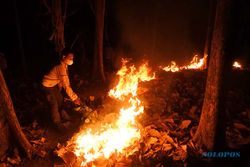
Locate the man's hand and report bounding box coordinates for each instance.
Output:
[73,98,81,106]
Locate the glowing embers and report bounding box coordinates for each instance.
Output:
[160,55,207,72]
[58,59,155,166]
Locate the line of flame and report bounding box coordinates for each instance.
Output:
[160,54,207,72]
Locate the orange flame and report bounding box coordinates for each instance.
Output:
[233,61,242,69]
[58,59,155,166]
[160,54,207,72]
[182,54,207,70]
[109,59,155,100]
[161,61,180,72]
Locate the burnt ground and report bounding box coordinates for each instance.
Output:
[0,69,250,167]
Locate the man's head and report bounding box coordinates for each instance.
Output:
[61,49,74,66]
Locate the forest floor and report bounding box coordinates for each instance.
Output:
[1,70,250,167]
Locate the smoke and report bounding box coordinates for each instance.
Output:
[107,0,210,66]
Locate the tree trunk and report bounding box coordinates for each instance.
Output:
[203,0,216,65]
[13,0,27,77]
[51,0,66,54]
[0,105,9,159]
[193,0,233,151]
[92,0,106,82]
[0,69,34,158]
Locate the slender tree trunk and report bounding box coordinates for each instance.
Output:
[92,0,106,82]
[193,0,233,151]
[203,0,216,67]
[0,69,34,158]
[13,0,27,77]
[51,0,66,54]
[0,106,9,159]
[150,2,158,57]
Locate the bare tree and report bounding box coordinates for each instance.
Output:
[0,69,34,158]
[193,0,233,151]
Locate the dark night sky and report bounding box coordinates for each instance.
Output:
[0,0,250,80]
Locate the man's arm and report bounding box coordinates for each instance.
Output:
[61,75,78,101]
[58,65,78,101]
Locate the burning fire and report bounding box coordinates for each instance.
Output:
[58,59,155,166]
[109,59,155,99]
[162,61,180,72]
[160,54,207,72]
[161,55,245,72]
[233,61,242,69]
[183,54,207,70]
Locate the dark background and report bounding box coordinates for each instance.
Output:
[0,0,250,81]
